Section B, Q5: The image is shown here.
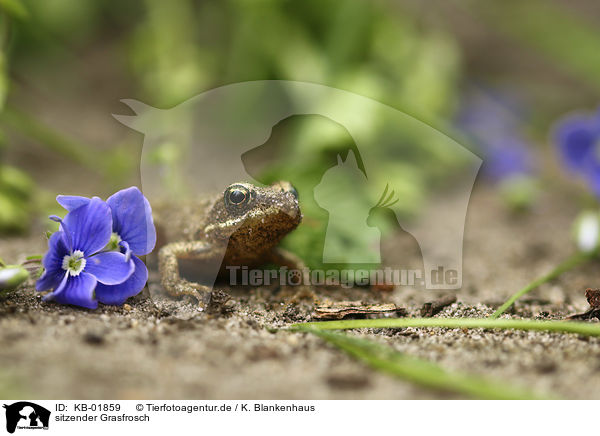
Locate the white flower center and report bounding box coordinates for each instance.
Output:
[61,250,86,276]
[106,232,122,252]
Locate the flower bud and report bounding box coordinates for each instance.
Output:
[0,265,29,291]
[574,211,600,253]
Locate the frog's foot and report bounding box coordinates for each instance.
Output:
[289,285,317,303]
[206,288,234,314]
[159,241,214,307]
[170,279,212,306]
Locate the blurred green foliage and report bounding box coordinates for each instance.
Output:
[473,0,600,94]
[126,0,468,268]
[0,161,33,232]
[0,0,598,269]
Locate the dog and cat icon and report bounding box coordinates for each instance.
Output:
[3,402,50,433]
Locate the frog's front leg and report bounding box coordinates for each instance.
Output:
[158,241,215,305]
[268,247,307,271]
[267,248,315,301]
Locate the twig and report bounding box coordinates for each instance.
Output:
[420,294,457,317]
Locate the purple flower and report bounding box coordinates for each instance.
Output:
[36,197,135,309]
[479,136,535,183]
[56,187,156,305]
[457,87,535,182]
[555,110,600,197]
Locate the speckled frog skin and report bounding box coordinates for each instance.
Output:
[154,181,304,302]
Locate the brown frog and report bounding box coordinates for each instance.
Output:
[155,181,304,303]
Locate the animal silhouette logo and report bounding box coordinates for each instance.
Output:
[115,80,482,290]
[314,150,382,264]
[3,402,50,433]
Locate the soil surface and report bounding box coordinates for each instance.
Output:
[1,184,600,400]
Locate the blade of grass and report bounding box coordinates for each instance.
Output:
[0,106,96,168]
[0,106,135,184]
[491,251,592,319]
[300,328,545,399]
[291,317,600,337]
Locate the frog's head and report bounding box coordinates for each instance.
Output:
[203,181,301,248]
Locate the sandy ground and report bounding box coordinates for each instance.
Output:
[1,183,600,400]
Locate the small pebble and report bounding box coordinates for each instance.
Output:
[83,331,105,345]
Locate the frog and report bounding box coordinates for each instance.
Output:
[154,181,305,305]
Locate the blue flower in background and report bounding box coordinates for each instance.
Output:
[56,187,156,305]
[36,197,135,309]
[555,109,600,197]
[457,86,535,182]
[477,136,534,183]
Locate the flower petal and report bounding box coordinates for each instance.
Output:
[95,256,148,305]
[481,136,533,182]
[50,272,98,309]
[120,240,132,262]
[56,195,90,212]
[585,159,600,199]
[62,197,112,255]
[85,251,134,285]
[36,269,66,292]
[555,115,597,172]
[106,187,156,256]
[36,231,69,291]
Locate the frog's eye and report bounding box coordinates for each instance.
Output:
[229,189,247,204]
[288,185,299,200]
[224,184,252,209]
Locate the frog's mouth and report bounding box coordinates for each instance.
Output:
[237,205,301,232]
[231,210,300,248]
[213,205,300,253]
[204,204,301,236]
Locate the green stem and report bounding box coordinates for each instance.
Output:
[491,251,593,319]
[302,328,546,399]
[291,317,600,337]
